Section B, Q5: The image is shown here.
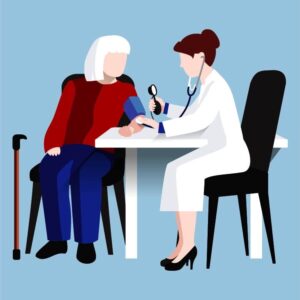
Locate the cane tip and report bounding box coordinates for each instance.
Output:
[13,249,21,260]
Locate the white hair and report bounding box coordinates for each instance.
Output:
[84,35,131,81]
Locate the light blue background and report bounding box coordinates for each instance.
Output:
[1,0,300,299]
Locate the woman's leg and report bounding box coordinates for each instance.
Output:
[166,213,183,259]
[70,151,114,244]
[40,150,74,241]
[39,145,95,241]
[172,211,197,263]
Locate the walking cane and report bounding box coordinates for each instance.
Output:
[12,134,27,260]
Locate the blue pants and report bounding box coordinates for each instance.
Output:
[40,144,115,243]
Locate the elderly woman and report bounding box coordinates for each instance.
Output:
[36,35,144,264]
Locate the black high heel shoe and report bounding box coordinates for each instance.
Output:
[161,257,189,267]
[164,246,197,271]
[160,258,174,267]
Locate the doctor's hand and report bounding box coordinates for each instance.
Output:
[47,147,61,156]
[138,116,159,129]
[149,96,165,113]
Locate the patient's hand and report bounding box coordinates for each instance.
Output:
[130,117,143,133]
[119,118,144,137]
[47,147,61,156]
[119,126,133,137]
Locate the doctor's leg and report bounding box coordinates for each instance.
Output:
[163,211,198,271]
[165,214,183,259]
[172,211,197,263]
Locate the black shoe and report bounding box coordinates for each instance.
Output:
[160,258,175,267]
[76,243,96,264]
[36,241,68,259]
[164,246,197,271]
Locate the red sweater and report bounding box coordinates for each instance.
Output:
[44,77,137,153]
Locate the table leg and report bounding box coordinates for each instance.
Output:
[250,193,263,259]
[125,148,138,259]
[249,148,280,259]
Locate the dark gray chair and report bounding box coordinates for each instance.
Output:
[204,70,286,268]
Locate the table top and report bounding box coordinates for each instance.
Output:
[96,127,208,148]
[274,134,288,148]
[95,127,288,149]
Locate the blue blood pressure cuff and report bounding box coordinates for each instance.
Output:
[124,96,146,121]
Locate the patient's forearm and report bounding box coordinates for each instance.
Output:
[129,117,144,134]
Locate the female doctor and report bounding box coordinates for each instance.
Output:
[140,29,250,271]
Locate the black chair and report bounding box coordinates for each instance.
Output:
[204,70,286,268]
[25,74,134,255]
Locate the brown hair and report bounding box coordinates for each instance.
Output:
[174,29,220,66]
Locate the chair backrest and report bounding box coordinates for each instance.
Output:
[61,73,135,91]
[241,70,286,172]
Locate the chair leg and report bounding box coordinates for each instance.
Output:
[206,196,219,269]
[25,182,42,254]
[259,190,276,264]
[101,186,113,255]
[113,180,126,243]
[237,194,249,256]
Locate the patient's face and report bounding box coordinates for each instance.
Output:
[103,53,128,78]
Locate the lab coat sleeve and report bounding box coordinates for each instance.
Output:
[166,103,185,119]
[162,82,220,137]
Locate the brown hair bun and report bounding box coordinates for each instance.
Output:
[201,29,220,49]
[173,29,220,66]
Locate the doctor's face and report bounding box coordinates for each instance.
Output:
[179,52,204,77]
[103,53,128,78]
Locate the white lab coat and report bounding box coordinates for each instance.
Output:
[160,69,250,211]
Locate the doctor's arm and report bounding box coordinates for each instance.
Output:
[164,103,186,119]
[149,97,184,119]
[162,84,220,137]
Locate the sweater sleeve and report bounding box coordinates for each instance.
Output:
[126,83,138,98]
[44,80,76,152]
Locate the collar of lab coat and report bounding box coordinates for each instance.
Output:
[202,69,217,86]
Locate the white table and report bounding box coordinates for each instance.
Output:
[96,128,288,259]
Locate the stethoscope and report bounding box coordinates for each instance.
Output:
[149,54,205,119]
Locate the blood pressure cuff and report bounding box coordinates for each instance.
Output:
[123,96,146,121]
